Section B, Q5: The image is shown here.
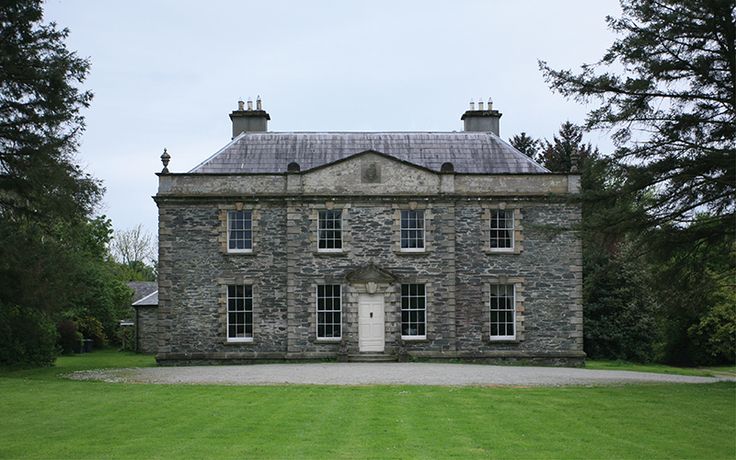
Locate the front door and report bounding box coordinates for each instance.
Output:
[358,294,385,352]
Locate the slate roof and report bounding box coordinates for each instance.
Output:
[189,132,548,174]
[128,281,157,304]
[132,290,158,307]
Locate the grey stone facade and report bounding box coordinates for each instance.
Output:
[154,108,584,366]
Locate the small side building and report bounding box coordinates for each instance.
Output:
[129,281,159,354]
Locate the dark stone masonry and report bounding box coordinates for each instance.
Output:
[153,103,584,366]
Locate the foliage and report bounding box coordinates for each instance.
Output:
[540,0,735,246]
[111,224,156,266]
[75,315,107,347]
[508,132,540,159]
[0,302,57,366]
[583,243,659,361]
[56,319,81,354]
[118,326,136,352]
[1,351,735,459]
[689,295,736,363]
[0,0,101,223]
[538,121,598,173]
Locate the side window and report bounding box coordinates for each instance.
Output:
[401,284,426,338]
[318,210,343,251]
[489,209,514,250]
[490,284,515,340]
[316,285,342,339]
[400,210,425,251]
[228,210,253,252]
[227,284,253,342]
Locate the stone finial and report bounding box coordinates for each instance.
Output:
[160,148,170,174]
[570,150,580,173]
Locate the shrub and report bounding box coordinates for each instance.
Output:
[57,319,82,354]
[117,326,135,352]
[0,303,58,367]
[76,316,107,347]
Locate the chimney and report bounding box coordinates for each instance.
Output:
[461,97,502,136]
[229,97,270,138]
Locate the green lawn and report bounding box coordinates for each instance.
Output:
[585,359,736,378]
[1,351,734,459]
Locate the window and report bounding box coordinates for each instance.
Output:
[318,210,342,251]
[227,284,253,341]
[490,209,514,250]
[316,285,341,339]
[400,210,425,251]
[228,210,253,252]
[490,284,515,340]
[401,284,426,338]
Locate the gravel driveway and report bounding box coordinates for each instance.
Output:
[69,363,729,386]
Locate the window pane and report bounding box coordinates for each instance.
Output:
[490,284,515,338]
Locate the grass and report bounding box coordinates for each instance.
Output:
[586,359,736,378]
[1,351,734,459]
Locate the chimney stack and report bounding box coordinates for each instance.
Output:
[461,97,502,136]
[229,96,270,138]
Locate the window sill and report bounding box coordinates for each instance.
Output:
[314,251,348,257]
[315,338,342,343]
[226,250,256,256]
[225,338,254,345]
[395,250,429,256]
[401,336,428,342]
[487,337,519,343]
[483,248,518,255]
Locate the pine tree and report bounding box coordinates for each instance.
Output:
[539,0,735,244]
[508,132,540,159]
[0,0,101,223]
[538,122,598,173]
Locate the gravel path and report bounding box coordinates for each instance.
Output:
[68,363,730,386]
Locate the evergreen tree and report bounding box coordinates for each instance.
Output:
[538,122,598,173]
[540,0,735,245]
[0,0,101,222]
[508,132,540,159]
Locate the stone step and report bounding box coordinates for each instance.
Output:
[348,353,397,363]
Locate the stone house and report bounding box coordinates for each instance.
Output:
[154,99,584,365]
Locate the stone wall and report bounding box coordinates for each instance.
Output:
[135,306,158,354]
[155,192,583,364]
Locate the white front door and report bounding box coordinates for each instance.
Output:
[358,294,385,352]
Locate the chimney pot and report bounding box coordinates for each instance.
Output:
[478,99,484,110]
[488,97,493,110]
[256,96,262,111]
[469,100,475,110]
[247,98,253,111]
[237,100,244,111]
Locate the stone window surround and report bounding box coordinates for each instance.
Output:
[218,203,262,255]
[308,278,345,343]
[482,276,525,343]
[392,202,434,255]
[309,202,352,255]
[400,282,430,341]
[481,203,523,254]
[217,276,258,345]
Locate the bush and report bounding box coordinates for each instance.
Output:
[0,303,58,367]
[57,319,82,354]
[117,326,135,352]
[76,316,107,347]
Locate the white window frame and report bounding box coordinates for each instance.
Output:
[317,210,343,253]
[227,284,254,343]
[316,284,342,340]
[227,210,253,254]
[489,209,514,252]
[401,283,427,340]
[399,210,426,253]
[489,284,516,341]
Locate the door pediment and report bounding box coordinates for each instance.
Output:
[345,264,397,284]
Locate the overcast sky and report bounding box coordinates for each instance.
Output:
[44,0,621,239]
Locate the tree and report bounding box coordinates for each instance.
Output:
[508,132,540,159]
[540,0,735,245]
[538,122,599,173]
[111,224,156,266]
[0,0,101,223]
